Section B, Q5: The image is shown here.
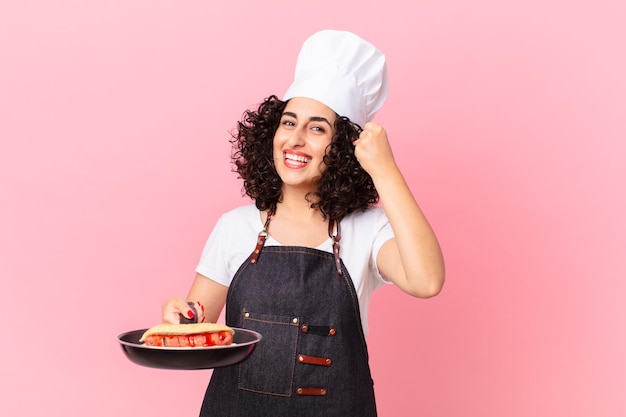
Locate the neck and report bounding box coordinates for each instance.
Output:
[275,198,322,221]
[262,192,329,248]
[276,186,321,216]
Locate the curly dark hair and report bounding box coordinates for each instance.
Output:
[230,95,379,221]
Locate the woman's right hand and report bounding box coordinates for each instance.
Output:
[161,297,198,324]
[162,273,229,325]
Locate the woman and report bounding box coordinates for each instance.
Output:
[162,30,444,416]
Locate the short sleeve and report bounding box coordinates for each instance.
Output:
[195,215,232,286]
[194,205,263,287]
[370,209,395,284]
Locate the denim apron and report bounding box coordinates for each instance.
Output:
[199,215,377,417]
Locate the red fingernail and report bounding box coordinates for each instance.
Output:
[188,310,195,318]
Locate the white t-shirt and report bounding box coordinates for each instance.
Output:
[196,204,395,336]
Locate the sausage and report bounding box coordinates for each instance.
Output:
[142,331,234,347]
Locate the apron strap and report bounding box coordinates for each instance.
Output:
[250,209,273,264]
[328,219,343,275]
[250,210,342,276]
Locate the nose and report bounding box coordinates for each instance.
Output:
[287,125,306,147]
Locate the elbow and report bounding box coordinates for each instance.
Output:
[406,248,445,298]
[421,279,445,298]
[406,270,445,299]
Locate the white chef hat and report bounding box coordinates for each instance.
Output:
[283,30,389,129]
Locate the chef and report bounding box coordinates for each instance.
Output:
[162,29,445,417]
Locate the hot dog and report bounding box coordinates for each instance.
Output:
[139,323,235,347]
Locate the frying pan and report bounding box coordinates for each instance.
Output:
[117,327,261,370]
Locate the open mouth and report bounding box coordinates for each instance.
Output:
[284,152,311,167]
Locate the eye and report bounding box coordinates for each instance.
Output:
[311,125,326,133]
[280,118,296,127]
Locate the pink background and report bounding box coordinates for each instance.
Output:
[1,1,625,416]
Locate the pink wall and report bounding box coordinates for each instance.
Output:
[1,1,625,416]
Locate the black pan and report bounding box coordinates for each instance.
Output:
[117,327,261,370]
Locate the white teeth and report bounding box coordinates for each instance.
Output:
[285,153,310,163]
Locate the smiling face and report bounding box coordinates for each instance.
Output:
[273,97,337,193]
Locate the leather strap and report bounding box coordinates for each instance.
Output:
[328,219,342,275]
[250,210,273,264]
[297,354,333,367]
[296,387,328,396]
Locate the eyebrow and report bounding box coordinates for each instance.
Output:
[282,111,333,127]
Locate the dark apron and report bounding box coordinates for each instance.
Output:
[200,217,377,417]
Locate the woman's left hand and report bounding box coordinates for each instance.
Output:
[352,122,396,178]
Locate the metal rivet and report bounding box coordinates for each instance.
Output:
[292,317,299,324]
[325,359,332,365]
[297,388,303,395]
[244,312,250,318]
[329,328,336,336]
[298,355,304,362]
[320,389,327,395]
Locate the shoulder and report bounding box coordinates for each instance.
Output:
[209,204,261,240]
[219,204,260,225]
[342,206,388,229]
[340,206,394,254]
[222,204,259,219]
[196,204,260,284]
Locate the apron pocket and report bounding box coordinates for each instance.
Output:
[238,309,300,396]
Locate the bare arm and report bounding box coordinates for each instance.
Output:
[354,122,445,298]
[162,273,229,324]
